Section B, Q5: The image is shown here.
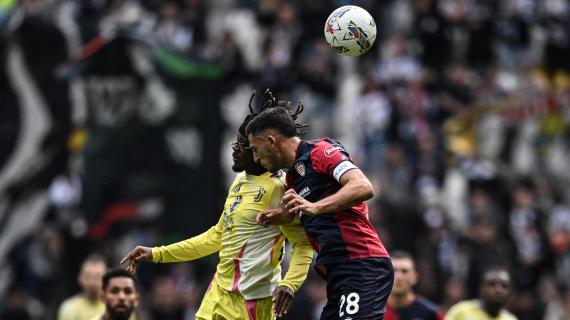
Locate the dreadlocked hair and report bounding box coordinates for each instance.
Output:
[239,88,308,137]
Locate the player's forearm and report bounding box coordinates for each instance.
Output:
[280,240,313,292]
[152,227,221,263]
[314,178,374,214]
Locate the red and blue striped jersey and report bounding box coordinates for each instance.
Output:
[286,138,389,267]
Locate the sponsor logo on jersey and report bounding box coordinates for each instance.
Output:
[299,187,311,198]
[295,162,305,176]
[324,144,344,158]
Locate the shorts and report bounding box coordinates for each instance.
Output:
[320,257,394,320]
[196,277,275,320]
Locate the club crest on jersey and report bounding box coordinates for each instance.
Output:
[295,162,306,176]
[324,144,344,158]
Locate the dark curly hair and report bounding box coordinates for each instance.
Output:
[241,89,308,139]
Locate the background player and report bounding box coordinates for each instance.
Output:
[58,254,107,320]
[93,269,139,320]
[445,267,517,320]
[385,251,443,320]
[247,106,393,319]
[120,94,313,319]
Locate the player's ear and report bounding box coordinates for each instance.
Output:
[266,134,276,147]
[411,269,419,286]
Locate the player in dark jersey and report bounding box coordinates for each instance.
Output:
[385,251,444,320]
[246,106,394,320]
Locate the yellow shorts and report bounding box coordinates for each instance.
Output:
[195,278,275,320]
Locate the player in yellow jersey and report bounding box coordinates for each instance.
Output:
[445,268,517,320]
[58,254,107,320]
[120,94,313,320]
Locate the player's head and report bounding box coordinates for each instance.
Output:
[479,267,512,309]
[390,251,418,297]
[232,89,281,174]
[246,102,306,172]
[100,268,139,320]
[78,254,107,301]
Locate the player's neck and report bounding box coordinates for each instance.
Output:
[481,301,501,317]
[283,137,302,167]
[245,166,267,176]
[388,292,415,309]
[83,294,99,304]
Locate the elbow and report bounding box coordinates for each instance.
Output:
[360,179,375,201]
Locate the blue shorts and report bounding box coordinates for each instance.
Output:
[320,257,394,320]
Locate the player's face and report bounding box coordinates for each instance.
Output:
[101,277,139,320]
[79,262,106,300]
[480,271,511,307]
[247,133,281,172]
[391,258,417,296]
[232,134,265,173]
[231,134,250,172]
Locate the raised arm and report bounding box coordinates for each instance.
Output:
[283,169,374,216]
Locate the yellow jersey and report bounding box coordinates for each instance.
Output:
[87,314,136,320]
[57,295,105,320]
[445,300,518,320]
[152,171,313,300]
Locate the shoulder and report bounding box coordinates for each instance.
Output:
[253,172,285,201]
[230,172,246,188]
[58,295,86,316]
[264,171,286,189]
[59,295,81,309]
[500,309,518,320]
[235,171,246,181]
[309,138,348,159]
[447,300,479,314]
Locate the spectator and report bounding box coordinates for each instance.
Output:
[94,269,140,320]
[58,254,107,320]
[386,251,444,320]
[445,267,517,320]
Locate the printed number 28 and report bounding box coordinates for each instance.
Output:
[339,292,360,317]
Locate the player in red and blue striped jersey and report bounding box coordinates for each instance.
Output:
[247,106,393,320]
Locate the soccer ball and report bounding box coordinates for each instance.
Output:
[324,6,377,57]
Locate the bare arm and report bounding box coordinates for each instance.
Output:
[314,168,374,213]
[283,169,374,216]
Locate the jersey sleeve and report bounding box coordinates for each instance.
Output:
[278,223,313,293]
[310,140,358,182]
[152,214,223,263]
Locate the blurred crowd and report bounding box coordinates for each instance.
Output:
[1,0,570,319]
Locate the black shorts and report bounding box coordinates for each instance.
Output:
[320,257,394,320]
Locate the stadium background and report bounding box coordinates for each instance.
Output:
[1,0,570,319]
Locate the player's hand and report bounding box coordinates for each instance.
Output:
[120,246,153,275]
[272,285,294,318]
[256,207,294,226]
[282,189,320,216]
